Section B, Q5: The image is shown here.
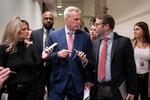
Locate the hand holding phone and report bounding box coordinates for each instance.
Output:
[73,49,88,64]
[45,43,58,53]
[42,43,58,59]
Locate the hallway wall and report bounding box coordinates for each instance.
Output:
[0,0,42,41]
[107,0,150,39]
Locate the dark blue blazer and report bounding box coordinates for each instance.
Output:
[48,28,94,94]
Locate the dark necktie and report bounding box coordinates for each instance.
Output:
[44,30,49,48]
[99,36,107,80]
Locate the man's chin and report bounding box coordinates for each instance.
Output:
[45,26,52,30]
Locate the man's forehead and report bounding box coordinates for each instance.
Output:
[96,18,103,23]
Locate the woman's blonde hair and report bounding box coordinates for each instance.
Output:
[1,16,31,53]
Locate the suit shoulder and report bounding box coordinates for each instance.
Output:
[76,30,90,38]
[50,28,64,36]
[31,28,43,35]
[30,28,43,40]
[115,33,130,41]
[121,36,131,42]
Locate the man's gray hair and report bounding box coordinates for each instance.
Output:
[64,6,81,18]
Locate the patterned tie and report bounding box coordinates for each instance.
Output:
[68,32,73,53]
[99,36,107,80]
[44,30,49,48]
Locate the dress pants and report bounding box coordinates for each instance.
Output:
[134,73,149,100]
[35,63,52,100]
[49,76,83,100]
[35,81,45,100]
[95,83,113,100]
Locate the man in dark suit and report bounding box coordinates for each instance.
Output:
[42,6,94,100]
[92,14,137,100]
[30,11,54,100]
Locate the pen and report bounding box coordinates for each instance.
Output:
[73,49,79,53]
[11,71,17,74]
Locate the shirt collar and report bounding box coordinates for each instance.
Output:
[43,28,47,33]
[43,28,52,33]
[65,25,75,35]
[100,32,114,40]
[108,32,114,40]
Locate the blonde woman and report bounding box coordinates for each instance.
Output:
[0,16,40,100]
[133,22,150,100]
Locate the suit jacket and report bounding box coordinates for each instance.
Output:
[31,28,44,57]
[31,28,55,57]
[92,32,137,99]
[48,28,94,94]
[30,28,53,82]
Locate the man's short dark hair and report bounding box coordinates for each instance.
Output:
[96,14,115,30]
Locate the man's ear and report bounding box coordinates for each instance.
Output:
[104,24,109,30]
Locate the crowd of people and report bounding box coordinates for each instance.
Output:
[0,6,150,100]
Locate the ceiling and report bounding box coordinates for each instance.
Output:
[43,0,83,16]
[56,0,83,15]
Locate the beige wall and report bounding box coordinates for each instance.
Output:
[107,0,150,38]
[0,0,42,42]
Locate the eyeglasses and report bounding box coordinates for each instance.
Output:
[95,23,106,27]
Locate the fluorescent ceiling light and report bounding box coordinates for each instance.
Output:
[58,13,63,16]
[57,5,62,8]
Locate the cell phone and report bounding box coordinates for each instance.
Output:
[48,43,58,50]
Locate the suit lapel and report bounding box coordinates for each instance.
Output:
[95,38,102,64]
[71,32,80,60]
[111,33,119,61]
[59,28,68,50]
[39,28,44,51]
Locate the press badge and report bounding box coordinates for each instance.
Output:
[1,93,8,100]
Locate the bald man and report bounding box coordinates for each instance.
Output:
[30,11,55,100]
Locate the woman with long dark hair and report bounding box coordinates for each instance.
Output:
[133,21,150,100]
